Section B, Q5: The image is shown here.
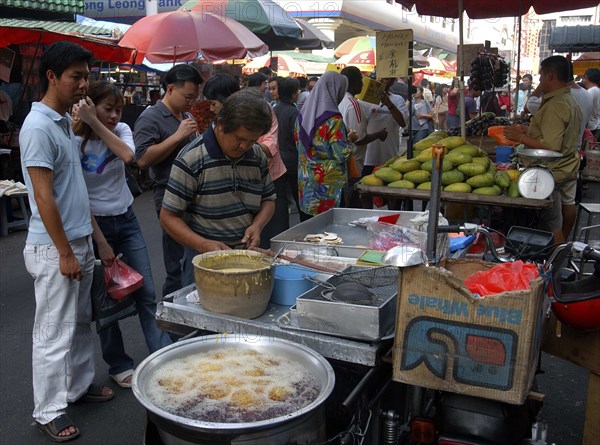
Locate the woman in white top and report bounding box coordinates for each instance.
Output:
[434,84,449,130]
[73,81,171,388]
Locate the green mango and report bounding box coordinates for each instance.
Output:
[507,181,520,197]
[359,174,384,186]
[388,180,416,189]
[403,170,432,184]
[441,169,466,186]
[421,159,454,172]
[444,182,472,193]
[466,172,496,188]
[457,162,488,177]
[494,171,511,189]
[374,167,403,183]
[473,186,502,196]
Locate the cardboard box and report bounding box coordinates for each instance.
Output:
[393,260,547,405]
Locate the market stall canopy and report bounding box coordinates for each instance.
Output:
[290,19,334,50]
[0,18,114,37]
[0,23,135,63]
[2,0,84,14]
[118,10,268,64]
[242,54,305,77]
[180,0,302,50]
[549,25,600,53]
[395,0,600,19]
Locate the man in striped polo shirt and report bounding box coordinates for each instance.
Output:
[159,90,275,281]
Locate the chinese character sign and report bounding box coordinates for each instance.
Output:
[376,30,413,78]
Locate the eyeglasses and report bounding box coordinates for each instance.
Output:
[174,88,200,103]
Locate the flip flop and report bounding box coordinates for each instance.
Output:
[110,369,135,389]
[35,414,80,442]
[77,384,114,403]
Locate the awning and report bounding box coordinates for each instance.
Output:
[0,26,135,63]
[0,18,114,36]
[3,0,84,14]
[549,25,600,53]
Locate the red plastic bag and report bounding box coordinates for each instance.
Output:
[104,258,144,300]
[464,261,539,297]
[487,126,520,146]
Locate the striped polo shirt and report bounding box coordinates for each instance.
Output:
[162,124,276,245]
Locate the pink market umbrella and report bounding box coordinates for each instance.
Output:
[242,54,305,77]
[118,10,268,64]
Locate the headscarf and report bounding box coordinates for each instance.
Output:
[297,71,348,149]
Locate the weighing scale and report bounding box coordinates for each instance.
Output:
[514,148,563,200]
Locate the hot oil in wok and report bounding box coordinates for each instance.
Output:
[147,348,320,423]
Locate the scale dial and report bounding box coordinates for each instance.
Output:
[517,167,555,200]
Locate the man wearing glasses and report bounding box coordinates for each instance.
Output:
[159,90,275,282]
[134,64,203,298]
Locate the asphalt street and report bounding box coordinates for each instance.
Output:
[0,184,598,444]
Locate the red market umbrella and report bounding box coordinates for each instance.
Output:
[417,56,456,77]
[334,35,376,58]
[180,0,303,50]
[242,54,305,77]
[335,49,376,74]
[118,10,268,64]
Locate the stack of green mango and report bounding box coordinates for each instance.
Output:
[359,131,522,197]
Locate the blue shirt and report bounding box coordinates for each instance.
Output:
[20,102,92,244]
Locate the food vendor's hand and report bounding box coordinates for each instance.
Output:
[175,118,198,141]
[242,226,261,249]
[380,91,393,109]
[500,105,508,110]
[74,96,97,124]
[377,129,388,141]
[503,125,525,142]
[200,240,230,253]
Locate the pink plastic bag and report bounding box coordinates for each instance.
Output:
[464,261,539,297]
[104,258,144,300]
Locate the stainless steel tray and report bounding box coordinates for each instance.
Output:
[515,148,563,161]
[294,266,399,341]
[271,208,422,259]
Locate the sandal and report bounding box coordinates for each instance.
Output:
[110,369,135,389]
[77,384,114,403]
[35,414,80,442]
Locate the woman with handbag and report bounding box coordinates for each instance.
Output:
[73,81,171,389]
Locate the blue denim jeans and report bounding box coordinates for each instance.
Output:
[95,207,172,375]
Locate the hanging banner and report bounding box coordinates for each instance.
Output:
[376,29,413,78]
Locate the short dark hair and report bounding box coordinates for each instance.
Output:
[39,42,93,93]
[297,76,307,89]
[217,89,272,135]
[203,73,240,103]
[540,56,569,83]
[308,76,319,84]
[420,78,429,87]
[258,66,272,77]
[340,66,362,94]
[278,77,300,102]
[164,64,203,88]
[585,68,600,84]
[247,72,268,87]
[523,74,533,81]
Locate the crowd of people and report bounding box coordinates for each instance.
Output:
[16,39,600,442]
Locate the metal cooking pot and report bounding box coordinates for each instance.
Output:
[132,335,335,445]
[192,250,273,319]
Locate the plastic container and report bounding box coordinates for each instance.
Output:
[495,146,513,163]
[271,265,317,306]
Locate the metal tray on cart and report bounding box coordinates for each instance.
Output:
[291,266,398,341]
[271,208,422,259]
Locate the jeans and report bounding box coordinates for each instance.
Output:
[413,128,431,144]
[95,207,171,375]
[24,236,95,424]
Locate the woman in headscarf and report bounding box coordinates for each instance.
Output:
[294,71,353,216]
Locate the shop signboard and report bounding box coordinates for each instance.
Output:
[376,29,412,79]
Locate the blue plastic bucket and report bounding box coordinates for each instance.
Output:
[271,265,317,306]
[495,146,513,163]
